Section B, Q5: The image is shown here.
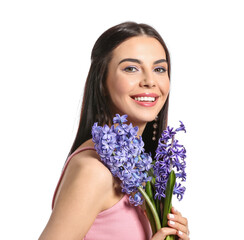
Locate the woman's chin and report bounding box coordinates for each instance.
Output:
[126,115,157,125]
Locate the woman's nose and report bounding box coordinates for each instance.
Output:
[139,72,156,88]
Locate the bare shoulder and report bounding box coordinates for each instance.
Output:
[68,138,113,184]
[54,141,114,208]
[66,145,113,188]
[39,141,114,239]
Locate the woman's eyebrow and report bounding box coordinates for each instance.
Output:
[154,59,167,64]
[118,58,167,65]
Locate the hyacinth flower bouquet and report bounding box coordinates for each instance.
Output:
[92,114,186,239]
[146,122,187,239]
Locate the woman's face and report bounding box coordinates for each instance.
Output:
[106,36,170,128]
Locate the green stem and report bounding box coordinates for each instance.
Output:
[145,201,157,235]
[156,198,161,222]
[162,171,176,240]
[145,181,157,235]
[138,186,161,231]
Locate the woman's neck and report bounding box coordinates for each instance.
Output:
[136,123,146,136]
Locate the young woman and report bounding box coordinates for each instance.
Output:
[39,21,190,240]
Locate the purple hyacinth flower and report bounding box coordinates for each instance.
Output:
[154,121,187,201]
[129,192,143,206]
[113,114,128,124]
[176,121,186,133]
[92,114,152,206]
[163,126,176,141]
[173,182,186,201]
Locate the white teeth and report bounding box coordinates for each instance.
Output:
[134,97,156,102]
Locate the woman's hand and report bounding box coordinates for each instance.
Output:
[151,207,190,240]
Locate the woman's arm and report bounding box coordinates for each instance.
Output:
[151,207,189,240]
[39,151,113,240]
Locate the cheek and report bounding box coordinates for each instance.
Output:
[161,78,170,95]
[107,74,135,98]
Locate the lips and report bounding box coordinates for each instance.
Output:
[130,93,159,107]
[131,93,159,98]
[131,93,159,102]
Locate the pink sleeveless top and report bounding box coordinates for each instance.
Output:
[52,147,152,240]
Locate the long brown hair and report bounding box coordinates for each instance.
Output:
[68,21,171,159]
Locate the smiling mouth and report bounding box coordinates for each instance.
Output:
[132,96,156,102]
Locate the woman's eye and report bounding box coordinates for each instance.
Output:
[123,66,138,72]
[154,67,166,73]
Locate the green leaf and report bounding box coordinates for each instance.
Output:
[148,168,155,177]
[165,235,175,240]
[162,171,176,228]
[138,186,161,231]
[145,182,156,209]
[145,201,157,235]
[145,181,157,234]
[151,177,156,186]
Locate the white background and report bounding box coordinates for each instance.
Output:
[0,0,243,239]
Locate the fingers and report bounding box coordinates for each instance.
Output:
[151,207,190,240]
[177,230,190,240]
[168,211,188,226]
[151,227,177,240]
[168,219,188,236]
[167,207,190,239]
[171,206,182,217]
